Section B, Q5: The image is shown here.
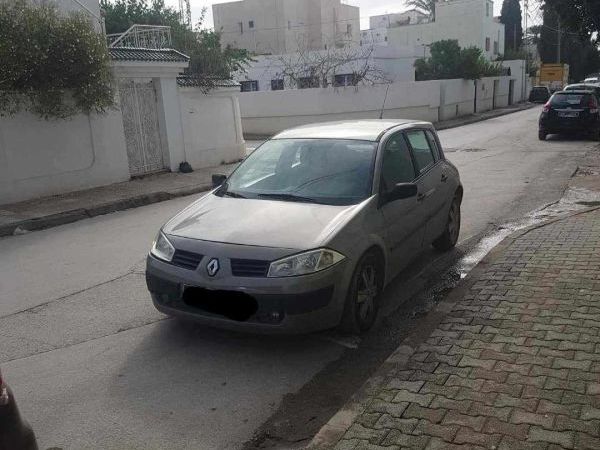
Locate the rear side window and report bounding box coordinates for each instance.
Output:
[551,93,592,107]
[405,130,436,174]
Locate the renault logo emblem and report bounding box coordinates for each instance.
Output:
[206,258,220,277]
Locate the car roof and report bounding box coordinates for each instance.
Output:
[554,90,594,94]
[272,119,433,142]
[566,83,600,89]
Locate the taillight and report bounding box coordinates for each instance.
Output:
[588,99,599,114]
[542,102,551,113]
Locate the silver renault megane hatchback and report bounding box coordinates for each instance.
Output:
[146,120,462,334]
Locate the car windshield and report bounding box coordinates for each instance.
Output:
[219,139,377,206]
[550,93,592,107]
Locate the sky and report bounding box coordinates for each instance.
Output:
[168,0,504,31]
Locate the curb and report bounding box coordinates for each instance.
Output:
[0,183,212,237]
[435,103,536,131]
[307,205,600,450]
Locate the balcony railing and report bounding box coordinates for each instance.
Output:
[107,25,172,49]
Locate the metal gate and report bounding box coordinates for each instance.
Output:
[119,80,165,176]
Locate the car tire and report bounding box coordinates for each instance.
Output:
[338,249,384,334]
[538,130,547,141]
[433,195,461,251]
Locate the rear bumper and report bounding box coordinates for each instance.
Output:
[146,254,353,334]
[539,116,600,133]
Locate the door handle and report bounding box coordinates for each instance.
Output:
[417,193,426,202]
[441,174,448,183]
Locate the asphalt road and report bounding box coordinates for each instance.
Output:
[0,106,596,450]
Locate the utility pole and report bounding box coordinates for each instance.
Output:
[523,0,529,101]
[556,19,561,63]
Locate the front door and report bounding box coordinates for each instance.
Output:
[380,132,425,276]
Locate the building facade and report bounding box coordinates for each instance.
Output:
[236,45,418,91]
[366,0,505,60]
[213,0,360,55]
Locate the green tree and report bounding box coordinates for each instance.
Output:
[500,0,523,52]
[0,0,113,118]
[406,0,438,21]
[544,0,600,38]
[415,40,501,81]
[537,6,600,81]
[100,0,250,88]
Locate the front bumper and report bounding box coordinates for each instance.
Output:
[145,238,353,334]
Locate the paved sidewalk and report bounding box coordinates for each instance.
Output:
[315,208,600,450]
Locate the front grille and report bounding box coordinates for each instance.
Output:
[171,250,203,270]
[230,259,270,277]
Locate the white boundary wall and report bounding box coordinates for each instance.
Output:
[239,81,441,136]
[178,87,246,168]
[239,72,523,136]
[0,110,130,205]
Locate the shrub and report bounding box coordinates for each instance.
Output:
[415,40,502,81]
[0,0,114,119]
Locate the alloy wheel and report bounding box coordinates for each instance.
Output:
[356,264,378,324]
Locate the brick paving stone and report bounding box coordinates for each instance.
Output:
[332,210,600,450]
[528,426,574,448]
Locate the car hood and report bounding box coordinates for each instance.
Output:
[163,192,370,250]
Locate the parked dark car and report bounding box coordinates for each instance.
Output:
[539,90,600,141]
[529,86,551,103]
[0,369,37,450]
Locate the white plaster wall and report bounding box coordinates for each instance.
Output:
[439,79,475,120]
[502,60,528,103]
[239,75,517,136]
[0,110,130,205]
[238,81,441,136]
[178,88,246,169]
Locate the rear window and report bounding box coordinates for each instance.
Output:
[550,93,593,107]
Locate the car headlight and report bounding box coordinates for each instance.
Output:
[268,248,345,278]
[151,232,175,262]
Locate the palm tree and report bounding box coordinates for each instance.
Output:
[406,0,438,22]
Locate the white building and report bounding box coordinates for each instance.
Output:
[365,0,504,60]
[369,10,429,29]
[212,0,360,55]
[236,45,418,91]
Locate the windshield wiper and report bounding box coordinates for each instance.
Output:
[224,190,247,199]
[258,193,322,204]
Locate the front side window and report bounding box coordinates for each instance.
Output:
[221,139,377,205]
[405,130,436,174]
[381,133,416,192]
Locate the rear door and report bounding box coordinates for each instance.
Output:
[379,131,424,275]
[404,129,448,245]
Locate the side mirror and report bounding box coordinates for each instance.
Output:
[384,183,418,204]
[212,174,227,188]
